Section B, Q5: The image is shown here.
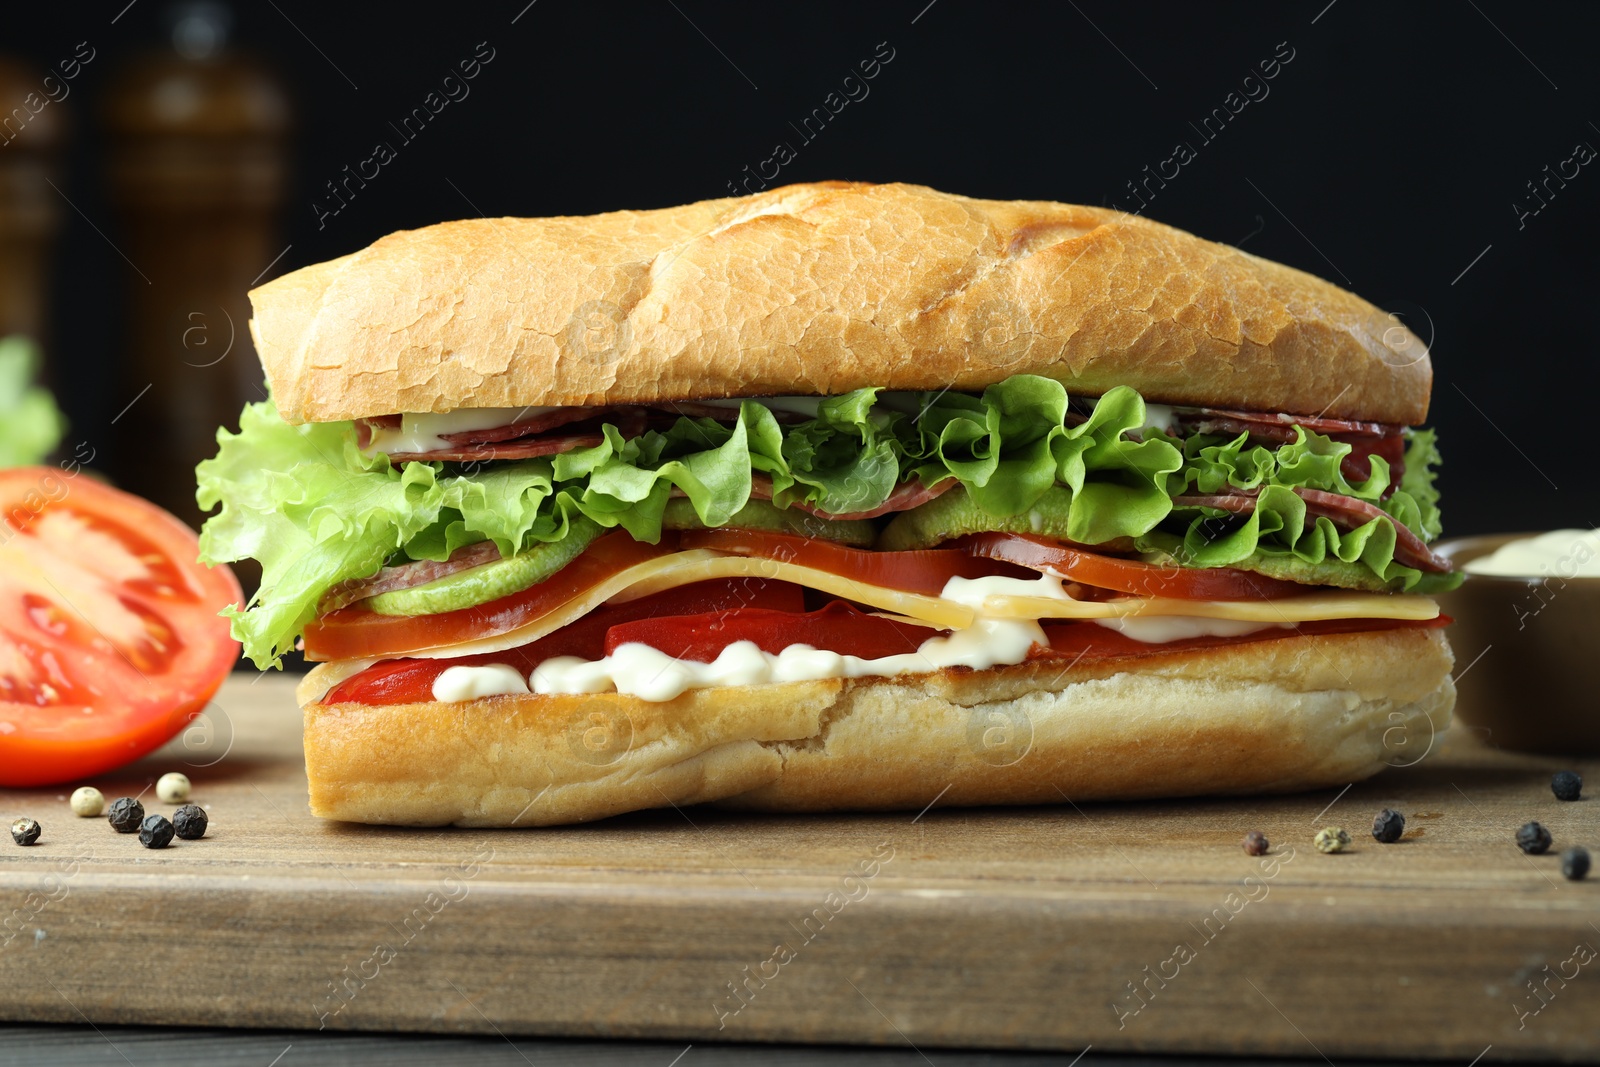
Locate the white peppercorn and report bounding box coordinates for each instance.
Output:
[155,773,191,804]
[70,786,105,817]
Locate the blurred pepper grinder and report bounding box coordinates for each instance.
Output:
[0,56,66,354]
[104,2,289,528]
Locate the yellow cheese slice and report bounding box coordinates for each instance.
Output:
[606,555,976,628]
[370,550,975,662]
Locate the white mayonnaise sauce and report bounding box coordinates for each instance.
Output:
[940,571,1077,609]
[431,663,530,701]
[1140,403,1175,434]
[364,407,558,455]
[519,615,1046,702]
[429,568,1059,703]
[1463,529,1600,578]
[425,570,1292,703]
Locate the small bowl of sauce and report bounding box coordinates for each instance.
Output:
[1434,529,1600,755]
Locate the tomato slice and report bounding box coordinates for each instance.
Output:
[303,530,674,662]
[323,578,806,705]
[0,467,242,787]
[603,600,936,661]
[676,528,1007,595]
[955,533,1307,600]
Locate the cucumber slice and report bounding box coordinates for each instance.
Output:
[367,518,603,617]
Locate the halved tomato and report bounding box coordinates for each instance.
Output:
[955,533,1307,601]
[0,468,242,787]
[676,528,1004,595]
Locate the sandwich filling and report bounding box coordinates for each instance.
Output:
[195,374,1457,704]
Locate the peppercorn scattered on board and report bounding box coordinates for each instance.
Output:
[1,674,1598,1058]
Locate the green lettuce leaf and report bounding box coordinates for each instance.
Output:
[1154,421,1450,592]
[0,337,65,467]
[198,376,1451,668]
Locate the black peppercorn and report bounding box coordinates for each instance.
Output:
[1560,846,1590,881]
[107,797,144,834]
[1551,771,1583,802]
[172,804,208,841]
[1372,808,1406,843]
[1516,821,1553,855]
[1242,831,1269,856]
[139,814,174,849]
[10,818,41,846]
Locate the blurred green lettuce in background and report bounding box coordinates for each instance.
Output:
[0,336,66,467]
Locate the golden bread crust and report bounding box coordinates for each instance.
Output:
[252,182,1431,426]
[303,628,1455,826]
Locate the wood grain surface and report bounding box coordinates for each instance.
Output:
[2,675,1598,1060]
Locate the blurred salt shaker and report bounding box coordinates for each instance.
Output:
[103,2,289,526]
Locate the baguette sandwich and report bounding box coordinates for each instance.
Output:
[197,181,1459,826]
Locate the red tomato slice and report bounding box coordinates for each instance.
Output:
[303,530,674,662]
[955,533,1307,600]
[0,467,242,787]
[603,600,936,661]
[676,528,1007,595]
[323,578,806,705]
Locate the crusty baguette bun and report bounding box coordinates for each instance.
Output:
[250,182,1432,427]
[303,627,1454,827]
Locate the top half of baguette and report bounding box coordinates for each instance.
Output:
[249,181,1431,426]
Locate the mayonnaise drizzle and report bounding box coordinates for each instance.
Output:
[429,570,1056,704]
[420,571,1297,703]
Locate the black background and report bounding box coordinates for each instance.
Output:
[10,1,1599,537]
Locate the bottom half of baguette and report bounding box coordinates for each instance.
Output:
[302,627,1455,826]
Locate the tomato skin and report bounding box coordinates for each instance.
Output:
[0,468,242,788]
[676,528,1006,595]
[955,533,1308,601]
[602,601,935,661]
[324,578,805,705]
[304,531,672,661]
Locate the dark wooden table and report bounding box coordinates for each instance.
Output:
[3,675,1598,1061]
[0,1027,1474,1065]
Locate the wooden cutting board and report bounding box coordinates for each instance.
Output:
[2,675,1598,1059]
